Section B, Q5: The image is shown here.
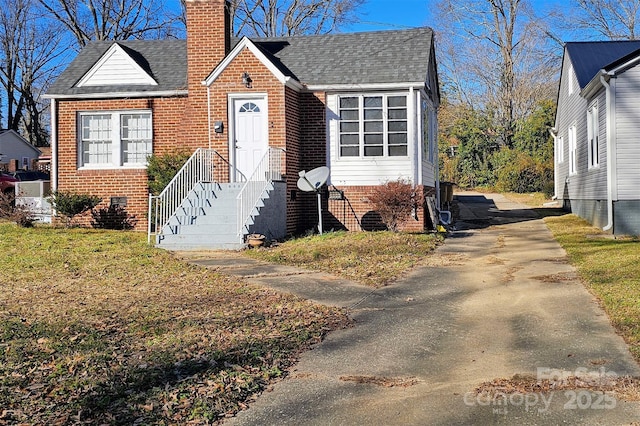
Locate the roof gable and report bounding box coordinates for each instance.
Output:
[76,43,157,87]
[46,39,187,99]
[566,41,640,89]
[0,129,41,156]
[203,37,301,89]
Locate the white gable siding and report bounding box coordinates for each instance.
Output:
[555,54,607,201]
[326,93,417,186]
[613,65,640,200]
[76,45,157,87]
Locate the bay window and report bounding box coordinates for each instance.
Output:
[79,110,152,167]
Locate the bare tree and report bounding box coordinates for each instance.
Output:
[37,0,182,49]
[436,0,558,148]
[0,0,64,146]
[572,0,640,40]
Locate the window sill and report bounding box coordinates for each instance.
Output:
[78,165,148,171]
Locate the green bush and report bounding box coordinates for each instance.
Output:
[91,205,137,230]
[49,191,101,227]
[493,149,553,194]
[147,150,191,195]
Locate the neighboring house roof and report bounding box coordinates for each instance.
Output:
[566,41,640,89]
[46,27,434,98]
[46,39,187,98]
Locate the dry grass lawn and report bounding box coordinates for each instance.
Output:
[0,224,349,424]
[245,231,443,287]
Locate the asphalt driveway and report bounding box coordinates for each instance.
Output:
[189,192,640,425]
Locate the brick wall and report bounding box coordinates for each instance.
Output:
[56,96,188,230]
[296,91,327,233]
[325,184,436,233]
[184,0,230,148]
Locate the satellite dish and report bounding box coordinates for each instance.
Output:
[297,166,330,192]
[296,166,330,234]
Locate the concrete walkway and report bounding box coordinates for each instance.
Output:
[183,192,640,425]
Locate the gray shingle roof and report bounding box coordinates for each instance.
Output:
[47,39,187,97]
[247,27,434,86]
[47,27,433,97]
[566,41,640,89]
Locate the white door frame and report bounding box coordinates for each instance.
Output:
[228,93,269,182]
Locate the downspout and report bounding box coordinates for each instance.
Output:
[549,127,558,199]
[600,74,615,232]
[206,85,212,150]
[50,98,57,192]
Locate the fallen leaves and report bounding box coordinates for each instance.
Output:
[0,224,350,424]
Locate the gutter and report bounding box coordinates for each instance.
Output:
[50,98,57,192]
[600,74,615,232]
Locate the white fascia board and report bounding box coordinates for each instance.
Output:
[608,54,640,75]
[203,37,298,90]
[581,70,607,99]
[76,43,158,87]
[43,90,188,100]
[305,82,425,92]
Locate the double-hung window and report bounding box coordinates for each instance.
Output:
[80,111,152,167]
[587,102,599,168]
[338,94,408,158]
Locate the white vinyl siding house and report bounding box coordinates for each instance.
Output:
[554,40,640,234]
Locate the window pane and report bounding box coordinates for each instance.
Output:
[388,121,407,132]
[341,146,359,156]
[364,109,383,120]
[364,134,383,144]
[388,96,406,107]
[121,113,152,164]
[340,122,359,133]
[81,114,112,165]
[340,97,358,108]
[388,109,407,120]
[364,97,382,108]
[340,110,359,120]
[389,145,407,156]
[364,121,383,132]
[364,146,383,156]
[340,134,359,145]
[389,133,407,144]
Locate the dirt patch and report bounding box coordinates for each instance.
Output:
[423,253,469,267]
[340,375,420,388]
[501,266,523,284]
[472,374,640,401]
[485,255,506,265]
[533,272,578,283]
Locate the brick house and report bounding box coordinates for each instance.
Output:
[45,0,440,249]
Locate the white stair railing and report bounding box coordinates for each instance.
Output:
[237,147,285,237]
[148,148,243,243]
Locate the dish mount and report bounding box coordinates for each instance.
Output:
[297,166,330,234]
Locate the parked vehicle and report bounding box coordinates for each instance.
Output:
[9,170,50,181]
[0,172,18,198]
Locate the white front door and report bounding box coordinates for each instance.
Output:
[232,97,267,181]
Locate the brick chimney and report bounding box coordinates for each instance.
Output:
[183,0,231,147]
[185,0,231,93]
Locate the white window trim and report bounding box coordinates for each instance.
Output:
[557,136,564,164]
[568,64,574,95]
[587,101,600,169]
[336,92,410,160]
[78,109,153,170]
[568,125,577,176]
